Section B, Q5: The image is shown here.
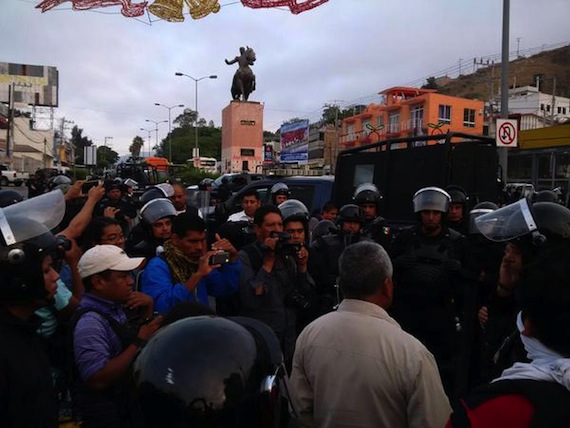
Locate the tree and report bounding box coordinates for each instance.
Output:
[129,136,144,158]
[421,77,439,90]
[173,108,198,129]
[96,146,119,169]
[70,125,93,164]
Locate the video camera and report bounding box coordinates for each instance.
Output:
[270,231,302,256]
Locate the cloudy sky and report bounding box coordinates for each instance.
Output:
[2,0,569,155]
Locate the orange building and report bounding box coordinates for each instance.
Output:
[340,87,485,149]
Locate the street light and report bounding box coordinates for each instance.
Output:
[145,119,168,156]
[140,128,153,157]
[174,72,217,159]
[154,103,184,163]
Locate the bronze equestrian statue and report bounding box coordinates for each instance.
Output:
[225,46,256,101]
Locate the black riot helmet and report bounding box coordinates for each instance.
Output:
[534,190,559,204]
[0,189,23,208]
[337,204,365,225]
[353,183,382,206]
[313,220,338,239]
[134,316,286,428]
[139,183,175,205]
[475,198,570,246]
[139,198,177,225]
[0,191,64,301]
[445,185,468,205]
[278,199,309,224]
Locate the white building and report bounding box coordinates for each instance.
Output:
[498,85,570,130]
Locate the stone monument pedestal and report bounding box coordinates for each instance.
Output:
[221,100,264,173]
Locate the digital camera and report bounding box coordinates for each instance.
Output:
[270,231,302,256]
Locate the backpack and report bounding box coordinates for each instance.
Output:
[449,379,570,428]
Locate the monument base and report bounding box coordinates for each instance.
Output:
[221,101,264,173]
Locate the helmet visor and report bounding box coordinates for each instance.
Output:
[0,190,65,246]
[475,198,537,242]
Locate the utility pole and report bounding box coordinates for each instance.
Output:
[516,37,522,57]
[551,76,557,125]
[499,0,510,185]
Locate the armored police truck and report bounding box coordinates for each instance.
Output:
[332,132,499,226]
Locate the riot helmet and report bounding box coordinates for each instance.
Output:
[0,191,64,301]
[534,190,559,204]
[475,198,570,245]
[134,315,286,428]
[413,187,451,213]
[139,183,175,205]
[140,198,177,225]
[270,182,290,205]
[278,199,309,224]
[337,204,365,225]
[353,183,382,205]
[445,185,468,205]
[48,175,72,194]
[0,190,23,208]
[313,220,338,239]
[468,201,499,235]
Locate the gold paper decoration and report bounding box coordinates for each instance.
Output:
[148,0,184,22]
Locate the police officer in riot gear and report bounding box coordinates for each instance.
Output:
[446,185,469,235]
[391,187,473,400]
[134,315,290,427]
[474,199,570,383]
[129,198,177,259]
[353,183,392,253]
[309,204,369,316]
[270,183,290,206]
[0,191,65,427]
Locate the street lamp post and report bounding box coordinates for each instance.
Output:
[145,119,168,157]
[154,103,184,163]
[174,72,217,159]
[140,128,153,157]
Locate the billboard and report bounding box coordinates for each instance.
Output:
[0,62,59,107]
[280,119,309,164]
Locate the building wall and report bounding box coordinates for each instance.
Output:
[340,87,484,150]
[221,101,263,173]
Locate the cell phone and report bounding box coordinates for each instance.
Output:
[82,180,100,193]
[209,251,230,265]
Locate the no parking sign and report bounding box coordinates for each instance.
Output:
[496,119,518,147]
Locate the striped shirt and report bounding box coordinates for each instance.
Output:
[73,293,127,382]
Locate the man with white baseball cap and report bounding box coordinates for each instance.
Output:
[73,245,162,427]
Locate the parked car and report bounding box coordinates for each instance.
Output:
[0,165,30,187]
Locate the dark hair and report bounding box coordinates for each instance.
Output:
[322,201,337,213]
[253,204,282,227]
[242,189,260,201]
[82,269,113,292]
[172,212,206,237]
[520,241,570,357]
[339,242,393,299]
[83,217,122,247]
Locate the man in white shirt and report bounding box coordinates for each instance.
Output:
[227,189,260,222]
[290,241,451,428]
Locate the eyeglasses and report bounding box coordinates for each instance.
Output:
[101,233,125,244]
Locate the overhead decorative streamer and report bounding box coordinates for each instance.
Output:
[241,0,329,14]
[149,0,220,21]
[35,0,328,20]
[36,0,148,17]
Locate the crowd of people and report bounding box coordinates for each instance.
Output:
[1,175,570,428]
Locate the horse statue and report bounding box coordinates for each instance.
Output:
[225,46,256,102]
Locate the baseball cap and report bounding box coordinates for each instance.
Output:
[78,245,145,279]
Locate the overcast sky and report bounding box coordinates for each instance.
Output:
[2,0,569,155]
